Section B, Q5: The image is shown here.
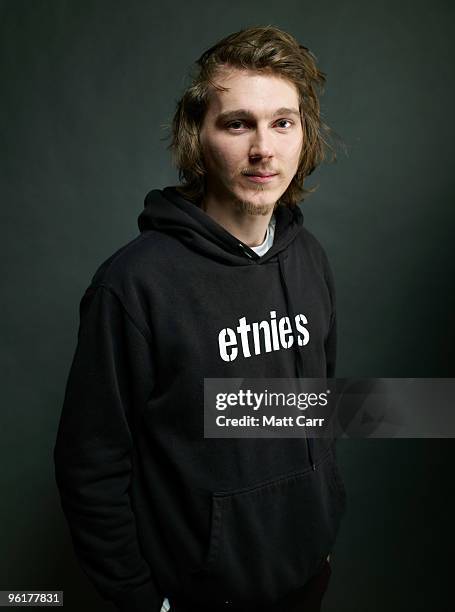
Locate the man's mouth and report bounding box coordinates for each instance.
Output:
[244,172,278,183]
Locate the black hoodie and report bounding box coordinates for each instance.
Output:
[54,186,347,612]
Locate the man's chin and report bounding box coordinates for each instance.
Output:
[233,190,277,216]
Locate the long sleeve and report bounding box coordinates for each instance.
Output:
[323,251,337,379]
[325,309,337,379]
[53,284,161,612]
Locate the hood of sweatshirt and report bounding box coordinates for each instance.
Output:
[54,185,345,612]
[138,185,304,265]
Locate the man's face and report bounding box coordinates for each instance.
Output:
[199,66,304,216]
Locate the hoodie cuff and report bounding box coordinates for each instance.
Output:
[112,580,162,612]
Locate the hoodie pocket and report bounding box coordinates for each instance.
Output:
[186,448,345,605]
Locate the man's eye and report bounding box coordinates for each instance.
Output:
[276,119,293,129]
[226,121,245,130]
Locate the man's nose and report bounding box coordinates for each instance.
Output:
[249,126,274,160]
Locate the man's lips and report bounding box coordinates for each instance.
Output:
[244,173,278,183]
[244,171,277,176]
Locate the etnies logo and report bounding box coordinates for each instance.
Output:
[218,310,310,362]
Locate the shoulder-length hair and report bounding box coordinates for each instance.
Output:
[167,25,343,208]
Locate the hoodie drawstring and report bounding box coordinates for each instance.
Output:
[277,251,316,471]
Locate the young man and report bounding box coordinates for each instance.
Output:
[54,25,346,612]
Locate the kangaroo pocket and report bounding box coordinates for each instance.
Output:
[183,448,346,607]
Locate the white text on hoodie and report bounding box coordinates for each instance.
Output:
[218,310,310,362]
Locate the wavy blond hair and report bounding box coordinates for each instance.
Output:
[167,25,343,207]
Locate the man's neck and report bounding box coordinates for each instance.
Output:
[201,195,275,248]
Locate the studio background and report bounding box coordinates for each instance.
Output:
[1,1,454,611]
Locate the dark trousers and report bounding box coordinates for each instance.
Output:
[170,559,332,612]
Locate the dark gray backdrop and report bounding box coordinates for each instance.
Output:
[1,1,454,610]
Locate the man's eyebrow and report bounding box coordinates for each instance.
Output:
[216,107,301,123]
